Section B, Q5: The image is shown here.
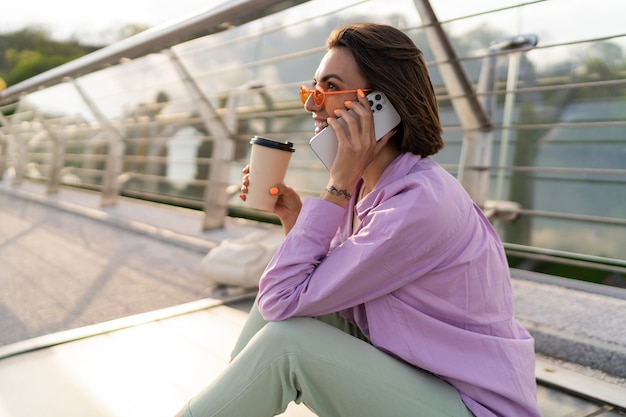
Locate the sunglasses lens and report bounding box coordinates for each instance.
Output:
[299,86,326,106]
[313,89,324,106]
[300,86,311,104]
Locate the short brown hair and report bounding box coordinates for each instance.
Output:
[326,23,443,157]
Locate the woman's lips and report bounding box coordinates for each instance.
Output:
[314,120,329,135]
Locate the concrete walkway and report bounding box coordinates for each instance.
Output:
[0,297,317,417]
[1,178,625,417]
[0,176,277,345]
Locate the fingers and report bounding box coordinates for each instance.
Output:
[238,166,295,210]
[346,89,373,122]
[239,180,284,202]
[239,165,251,201]
[331,90,374,145]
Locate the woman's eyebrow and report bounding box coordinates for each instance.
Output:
[318,74,345,83]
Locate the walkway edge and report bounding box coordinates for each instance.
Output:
[536,356,626,410]
[0,290,256,361]
[7,185,216,252]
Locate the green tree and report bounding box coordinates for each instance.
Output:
[0,27,101,88]
[4,49,70,84]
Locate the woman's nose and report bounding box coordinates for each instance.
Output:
[304,94,321,112]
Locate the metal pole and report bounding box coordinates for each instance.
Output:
[69,78,127,206]
[0,132,6,181]
[0,111,13,181]
[485,35,538,204]
[0,0,310,103]
[166,48,236,230]
[413,0,493,207]
[495,51,522,201]
[32,110,65,194]
[412,0,492,131]
[13,124,29,185]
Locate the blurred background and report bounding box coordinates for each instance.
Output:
[1,0,625,287]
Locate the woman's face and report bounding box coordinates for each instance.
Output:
[305,47,369,135]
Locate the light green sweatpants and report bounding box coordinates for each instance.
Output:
[182,299,474,417]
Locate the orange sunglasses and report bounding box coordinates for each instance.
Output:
[300,85,371,106]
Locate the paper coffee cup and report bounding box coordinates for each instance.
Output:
[246,136,295,211]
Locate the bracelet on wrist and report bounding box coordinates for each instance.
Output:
[326,185,352,201]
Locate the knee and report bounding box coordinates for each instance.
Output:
[262,317,311,339]
[254,317,316,354]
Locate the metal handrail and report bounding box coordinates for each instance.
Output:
[515,209,626,227]
[437,0,548,25]
[437,78,626,102]
[440,164,626,177]
[504,242,626,274]
[505,250,626,275]
[0,0,309,102]
[424,33,626,68]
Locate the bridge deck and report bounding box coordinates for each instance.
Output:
[1,178,624,417]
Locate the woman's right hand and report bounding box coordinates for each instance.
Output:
[240,165,302,234]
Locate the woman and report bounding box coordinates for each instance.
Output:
[176,23,540,417]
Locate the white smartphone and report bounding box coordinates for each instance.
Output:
[309,91,401,170]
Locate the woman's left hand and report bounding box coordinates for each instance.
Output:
[240,165,302,234]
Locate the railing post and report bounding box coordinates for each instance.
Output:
[466,35,537,210]
[32,110,65,194]
[69,78,126,206]
[0,116,10,181]
[413,0,538,211]
[456,52,499,208]
[166,48,236,230]
[0,132,6,181]
[413,0,493,207]
[12,122,32,185]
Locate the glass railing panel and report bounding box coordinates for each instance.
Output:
[14,82,92,122]
[2,0,624,283]
[430,0,524,22]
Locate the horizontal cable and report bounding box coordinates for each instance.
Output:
[424,32,626,69]
[121,171,209,186]
[483,165,626,176]
[439,119,626,132]
[448,163,626,177]
[504,243,626,267]
[445,164,626,177]
[515,208,626,226]
[436,77,626,102]
[505,250,626,275]
[121,188,205,208]
[437,1,548,25]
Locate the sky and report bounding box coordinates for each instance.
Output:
[2,0,624,68]
[3,0,624,49]
[1,0,229,43]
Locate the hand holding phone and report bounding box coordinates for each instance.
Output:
[309,91,401,170]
